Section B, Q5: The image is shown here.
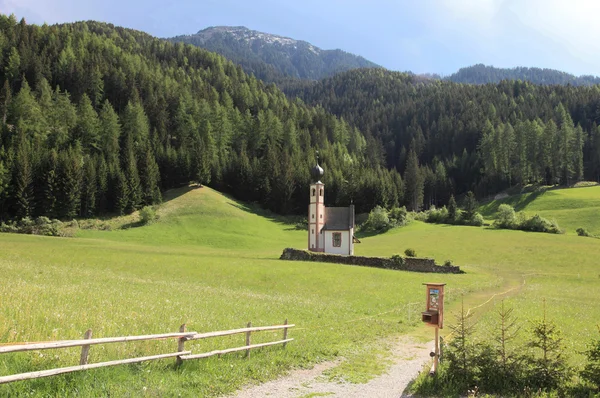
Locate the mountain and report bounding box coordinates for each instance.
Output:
[168,26,381,82]
[0,16,402,221]
[446,64,600,86]
[287,68,600,206]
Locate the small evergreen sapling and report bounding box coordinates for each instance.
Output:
[581,326,600,390]
[526,300,571,391]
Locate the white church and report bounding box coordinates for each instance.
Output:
[308,160,357,256]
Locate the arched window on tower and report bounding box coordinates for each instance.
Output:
[320,189,323,196]
[312,188,316,197]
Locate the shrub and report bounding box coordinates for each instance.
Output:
[390,254,405,268]
[404,248,416,257]
[468,212,484,227]
[389,206,408,225]
[444,259,453,267]
[363,206,390,231]
[495,204,516,229]
[577,227,590,237]
[520,214,561,234]
[413,211,428,222]
[0,217,64,236]
[427,206,449,224]
[295,218,308,231]
[139,206,158,225]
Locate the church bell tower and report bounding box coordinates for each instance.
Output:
[308,158,325,252]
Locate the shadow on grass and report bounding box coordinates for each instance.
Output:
[226,201,303,228]
[120,220,146,230]
[479,189,547,217]
[161,184,202,202]
[355,228,391,239]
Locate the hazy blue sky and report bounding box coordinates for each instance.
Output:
[2,0,599,76]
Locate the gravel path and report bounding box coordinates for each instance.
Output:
[230,336,433,398]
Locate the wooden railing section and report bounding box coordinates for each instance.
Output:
[0,320,294,385]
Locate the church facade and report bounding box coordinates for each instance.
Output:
[308,162,355,256]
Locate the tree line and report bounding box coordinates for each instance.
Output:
[0,15,405,221]
[285,68,600,209]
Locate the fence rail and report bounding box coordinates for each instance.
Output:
[0,320,294,385]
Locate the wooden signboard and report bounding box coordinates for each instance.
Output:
[421,282,446,374]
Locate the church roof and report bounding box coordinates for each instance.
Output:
[322,205,355,231]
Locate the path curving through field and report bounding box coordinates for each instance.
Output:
[230,336,433,398]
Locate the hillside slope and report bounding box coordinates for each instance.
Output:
[168,26,381,82]
[479,185,600,235]
[0,15,401,221]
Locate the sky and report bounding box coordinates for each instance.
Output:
[2,0,600,76]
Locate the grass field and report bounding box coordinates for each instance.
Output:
[1,185,599,396]
[479,185,600,235]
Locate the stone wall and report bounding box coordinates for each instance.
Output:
[280,248,463,274]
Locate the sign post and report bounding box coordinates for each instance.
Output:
[421,282,445,374]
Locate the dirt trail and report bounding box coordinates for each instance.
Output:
[229,336,432,398]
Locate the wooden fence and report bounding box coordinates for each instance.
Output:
[0,320,294,385]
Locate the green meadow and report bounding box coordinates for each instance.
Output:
[1,185,600,396]
[480,185,600,235]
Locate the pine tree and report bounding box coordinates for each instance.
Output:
[10,79,45,139]
[11,131,33,218]
[98,99,121,158]
[47,87,77,149]
[42,149,59,218]
[75,94,100,152]
[0,80,12,125]
[5,47,20,83]
[404,149,423,211]
[114,167,129,215]
[80,156,97,217]
[448,194,458,222]
[463,191,478,220]
[57,144,83,219]
[139,148,161,205]
[95,155,109,213]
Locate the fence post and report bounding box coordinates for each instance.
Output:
[176,324,186,366]
[245,322,252,358]
[283,319,289,348]
[79,329,93,365]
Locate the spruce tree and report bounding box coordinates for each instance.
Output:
[42,149,59,218]
[57,144,83,219]
[404,149,423,211]
[11,131,33,218]
[139,148,161,205]
[80,156,97,217]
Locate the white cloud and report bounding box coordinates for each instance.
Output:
[509,0,600,64]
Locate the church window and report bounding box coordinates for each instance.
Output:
[320,189,323,196]
[320,214,323,219]
[312,188,316,197]
[312,214,315,219]
[311,229,314,234]
[332,232,342,247]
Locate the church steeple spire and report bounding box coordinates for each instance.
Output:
[310,151,324,183]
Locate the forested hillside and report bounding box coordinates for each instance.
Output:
[447,64,600,86]
[286,68,600,207]
[168,26,380,82]
[0,15,403,221]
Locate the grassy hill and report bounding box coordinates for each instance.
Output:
[1,186,599,396]
[0,186,485,396]
[479,185,600,235]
